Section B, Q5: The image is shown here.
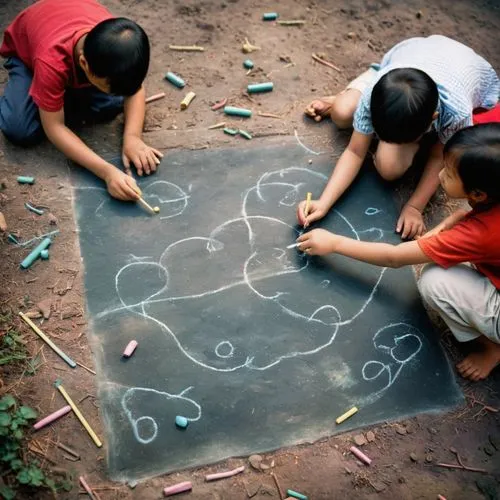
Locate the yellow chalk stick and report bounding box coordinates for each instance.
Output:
[56,383,102,447]
[304,192,312,217]
[180,91,196,110]
[336,406,358,424]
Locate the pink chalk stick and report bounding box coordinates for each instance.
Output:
[205,465,245,481]
[33,405,72,430]
[79,476,94,496]
[437,496,447,500]
[350,445,372,465]
[123,340,138,358]
[163,481,192,497]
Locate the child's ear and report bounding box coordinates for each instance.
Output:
[79,54,89,73]
[470,189,488,203]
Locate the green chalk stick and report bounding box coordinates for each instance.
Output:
[224,106,252,117]
[263,12,278,20]
[40,249,49,260]
[247,82,274,93]
[24,202,44,216]
[287,490,308,500]
[223,128,239,135]
[238,129,252,140]
[20,237,51,269]
[165,72,185,88]
[17,176,35,184]
[7,234,19,244]
[243,59,254,69]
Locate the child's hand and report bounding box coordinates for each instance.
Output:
[105,169,140,201]
[396,204,426,240]
[122,135,163,176]
[304,97,335,122]
[296,199,328,228]
[297,229,337,256]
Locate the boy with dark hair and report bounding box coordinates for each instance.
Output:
[0,0,161,201]
[302,35,499,239]
[297,123,500,381]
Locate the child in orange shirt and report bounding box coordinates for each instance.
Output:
[297,123,500,381]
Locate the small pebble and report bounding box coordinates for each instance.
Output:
[371,481,387,493]
[353,434,367,446]
[308,159,312,164]
[175,416,189,429]
[395,425,407,435]
[428,427,438,435]
[416,10,423,18]
[410,452,418,462]
[366,431,375,442]
[425,454,433,463]
[249,454,263,471]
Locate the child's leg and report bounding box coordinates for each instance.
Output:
[0,57,44,146]
[419,264,500,380]
[374,141,420,181]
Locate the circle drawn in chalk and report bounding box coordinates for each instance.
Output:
[135,416,158,444]
[365,207,382,216]
[215,341,235,359]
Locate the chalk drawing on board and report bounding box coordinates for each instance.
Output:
[91,165,426,444]
[122,386,201,444]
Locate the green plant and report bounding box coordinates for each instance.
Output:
[0,329,27,366]
[0,394,58,499]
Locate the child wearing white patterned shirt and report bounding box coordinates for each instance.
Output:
[302,35,499,240]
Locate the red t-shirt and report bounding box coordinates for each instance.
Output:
[418,204,500,289]
[0,0,113,112]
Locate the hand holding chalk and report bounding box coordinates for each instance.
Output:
[296,197,327,228]
[105,169,141,201]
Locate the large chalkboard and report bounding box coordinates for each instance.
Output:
[73,140,463,481]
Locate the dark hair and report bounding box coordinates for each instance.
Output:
[444,123,500,201]
[84,18,150,96]
[370,68,439,144]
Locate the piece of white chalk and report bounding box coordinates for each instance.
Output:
[163,481,192,497]
[33,405,72,430]
[350,445,372,465]
[205,465,245,482]
[123,340,138,358]
[286,242,300,249]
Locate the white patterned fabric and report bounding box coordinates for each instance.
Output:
[353,35,500,143]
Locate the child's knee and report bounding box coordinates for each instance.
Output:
[418,264,448,308]
[1,116,43,147]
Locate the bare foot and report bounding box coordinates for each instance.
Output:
[456,337,500,381]
[304,96,336,122]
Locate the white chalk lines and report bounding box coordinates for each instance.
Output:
[91,165,424,444]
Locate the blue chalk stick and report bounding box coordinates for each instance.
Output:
[247,82,274,93]
[17,176,35,184]
[165,72,186,88]
[224,106,252,117]
[24,202,44,216]
[20,237,51,269]
[7,234,19,244]
[40,249,49,260]
[243,59,254,69]
[263,12,278,21]
[287,490,308,500]
[175,415,189,429]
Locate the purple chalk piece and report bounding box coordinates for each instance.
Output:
[205,465,245,481]
[123,340,138,358]
[33,405,72,430]
[163,481,192,497]
[350,445,372,465]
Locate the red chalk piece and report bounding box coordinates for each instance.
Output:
[211,97,228,111]
[34,405,72,430]
[205,465,245,481]
[350,445,372,465]
[123,340,138,358]
[163,481,192,497]
[79,476,96,497]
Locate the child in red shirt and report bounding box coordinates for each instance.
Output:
[297,123,500,381]
[0,0,161,201]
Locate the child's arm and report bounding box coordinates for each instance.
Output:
[297,228,432,268]
[39,109,140,200]
[419,208,470,239]
[122,85,163,176]
[397,142,444,239]
[296,131,372,227]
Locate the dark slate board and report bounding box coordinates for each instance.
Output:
[72,140,463,481]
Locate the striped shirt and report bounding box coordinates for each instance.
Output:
[353,35,500,143]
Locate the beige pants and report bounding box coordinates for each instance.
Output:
[419,264,500,343]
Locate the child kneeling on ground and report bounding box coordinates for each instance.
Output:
[296,123,500,381]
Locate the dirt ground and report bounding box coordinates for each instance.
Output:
[1,0,499,498]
